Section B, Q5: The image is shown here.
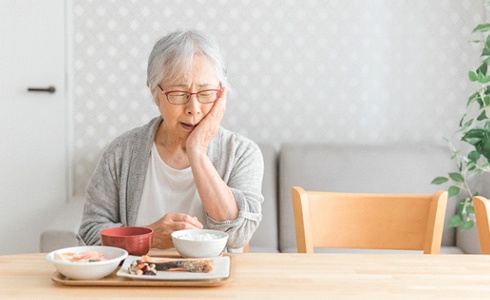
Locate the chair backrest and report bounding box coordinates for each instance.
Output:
[473,196,490,254]
[291,186,448,254]
[279,143,457,253]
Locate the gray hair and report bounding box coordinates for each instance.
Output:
[147,30,229,100]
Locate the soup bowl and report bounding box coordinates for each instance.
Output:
[100,226,153,256]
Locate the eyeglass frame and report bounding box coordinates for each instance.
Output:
[157,83,223,105]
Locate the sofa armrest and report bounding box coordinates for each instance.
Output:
[40,196,85,252]
[249,143,279,253]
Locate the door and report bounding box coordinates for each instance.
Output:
[0,0,67,254]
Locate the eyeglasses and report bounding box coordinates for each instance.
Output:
[157,83,222,105]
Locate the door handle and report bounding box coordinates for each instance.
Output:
[27,86,56,93]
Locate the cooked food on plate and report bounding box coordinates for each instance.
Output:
[128,255,214,275]
[54,250,106,263]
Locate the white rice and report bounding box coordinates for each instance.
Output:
[179,232,221,241]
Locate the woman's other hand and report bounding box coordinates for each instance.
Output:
[146,213,203,249]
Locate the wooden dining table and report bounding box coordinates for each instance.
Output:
[2,251,490,299]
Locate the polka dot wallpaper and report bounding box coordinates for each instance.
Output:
[71,0,485,196]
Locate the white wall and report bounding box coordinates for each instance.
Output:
[70,0,485,196]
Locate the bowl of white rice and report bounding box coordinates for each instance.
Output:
[171,229,228,258]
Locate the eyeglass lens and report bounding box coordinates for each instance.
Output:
[167,90,219,104]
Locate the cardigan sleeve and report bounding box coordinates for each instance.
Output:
[77,117,158,246]
[77,148,124,246]
[206,137,264,250]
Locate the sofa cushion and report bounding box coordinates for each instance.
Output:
[279,143,458,253]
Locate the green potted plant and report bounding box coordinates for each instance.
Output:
[432,2,490,231]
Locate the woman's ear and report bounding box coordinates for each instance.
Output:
[149,84,160,105]
[153,95,160,106]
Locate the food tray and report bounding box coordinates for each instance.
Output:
[51,255,234,287]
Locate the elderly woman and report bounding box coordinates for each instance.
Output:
[77,30,264,252]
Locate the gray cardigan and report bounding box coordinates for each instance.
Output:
[77,117,264,250]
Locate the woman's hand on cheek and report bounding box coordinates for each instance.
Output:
[186,87,227,156]
[147,213,203,249]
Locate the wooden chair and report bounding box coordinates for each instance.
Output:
[291,186,448,254]
[473,196,490,254]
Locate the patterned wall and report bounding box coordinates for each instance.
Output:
[71,0,485,196]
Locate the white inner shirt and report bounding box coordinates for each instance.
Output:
[135,143,206,226]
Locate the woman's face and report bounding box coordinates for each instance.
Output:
[155,53,221,141]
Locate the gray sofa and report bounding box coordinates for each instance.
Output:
[40,143,481,254]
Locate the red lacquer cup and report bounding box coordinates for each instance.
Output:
[100,226,153,256]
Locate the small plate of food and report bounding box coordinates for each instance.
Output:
[116,255,230,281]
[46,246,128,280]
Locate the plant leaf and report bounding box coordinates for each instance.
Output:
[461,220,475,231]
[462,118,474,130]
[450,149,460,160]
[468,150,481,162]
[485,96,490,106]
[448,215,463,227]
[431,176,449,185]
[473,23,490,33]
[448,186,460,197]
[477,110,487,121]
[459,113,467,127]
[477,62,488,75]
[485,86,490,94]
[467,93,478,107]
[484,47,490,56]
[449,172,464,182]
[477,71,486,83]
[462,128,485,145]
[463,127,490,161]
[469,71,478,82]
[468,91,485,109]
